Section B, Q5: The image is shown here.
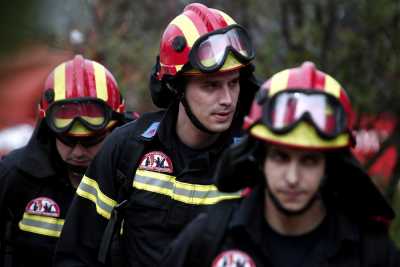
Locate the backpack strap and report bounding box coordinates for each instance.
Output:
[98,140,146,264]
[189,200,238,267]
[97,117,161,264]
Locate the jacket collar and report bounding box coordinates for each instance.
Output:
[15,120,61,178]
[229,186,361,250]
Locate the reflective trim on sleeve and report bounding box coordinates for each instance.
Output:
[76,175,117,219]
[18,213,64,238]
[133,169,242,205]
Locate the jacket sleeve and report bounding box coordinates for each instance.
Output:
[160,213,209,267]
[54,128,126,267]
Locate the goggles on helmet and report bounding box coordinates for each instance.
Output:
[56,132,107,148]
[262,90,347,139]
[45,98,122,134]
[188,25,255,73]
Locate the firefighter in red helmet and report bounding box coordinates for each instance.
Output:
[55,3,258,267]
[0,55,133,267]
[161,62,400,267]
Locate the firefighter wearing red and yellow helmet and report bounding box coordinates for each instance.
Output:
[55,3,258,267]
[160,62,399,267]
[0,55,133,267]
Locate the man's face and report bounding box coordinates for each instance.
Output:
[184,70,240,133]
[263,145,325,214]
[56,137,105,168]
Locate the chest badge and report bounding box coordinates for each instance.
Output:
[25,197,61,217]
[212,250,256,267]
[139,151,173,173]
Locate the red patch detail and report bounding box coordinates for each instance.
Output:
[138,151,173,173]
[212,250,256,267]
[25,197,61,217]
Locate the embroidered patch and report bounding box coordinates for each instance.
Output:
[212,250,256,267]
[141,122,160,139]
[139,151,173,173]
[25,197,61,217]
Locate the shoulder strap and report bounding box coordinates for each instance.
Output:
[190,200,237,267]
[98,140,146,264]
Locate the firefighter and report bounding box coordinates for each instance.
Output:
[54,3,259,267]
[0,55,132,267]
[161,62,400,266]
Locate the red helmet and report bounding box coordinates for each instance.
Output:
[157,3,254,81]
[39,55,125,137]
[244,61,355,150]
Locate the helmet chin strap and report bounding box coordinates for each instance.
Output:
[66,163,87,176]
[265,177,326,217]
[180,94,217,135]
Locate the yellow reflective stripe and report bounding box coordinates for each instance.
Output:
[54,63,66,101]
[269,69,290,96]
[170,14,200,47]
[76,175,117,219]
[93,61,108,102]
[18,213,64,238]
[250,122,349,148]
[217,10,237,25]
[134,170,242,205]
[324,74,341,98]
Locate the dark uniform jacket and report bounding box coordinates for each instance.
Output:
[54,105,242,267]
[0,123,74,267]
[161,185,400,267]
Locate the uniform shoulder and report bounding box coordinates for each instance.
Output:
[110,110,165,139]
[0,147,26,174]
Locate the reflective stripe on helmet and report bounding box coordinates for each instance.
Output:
[268,66,342,98]
[170,14,200,47]
[18,213,64,237]
[54,63,66,101]
[93,61,108,102]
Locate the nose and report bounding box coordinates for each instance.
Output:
[285,161,299,187]
[219,84,234,106]
[70,143,86,157]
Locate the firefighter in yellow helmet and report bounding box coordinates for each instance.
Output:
[55,3,258,267]
[0,55,133,267]
[160,62,399,267]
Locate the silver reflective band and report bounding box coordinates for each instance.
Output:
[76,175,117,219]
[133,169,242,205]
[18,213,64,238]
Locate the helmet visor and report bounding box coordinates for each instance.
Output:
[189,25,254,73]
[263,90,347,139]
[46,99,112,134]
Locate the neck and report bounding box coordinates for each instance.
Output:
[264,193,326,236]
[176,102,219,149]
[68,169,84,189]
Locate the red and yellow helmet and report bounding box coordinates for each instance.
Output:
[244,61,355,150]
[157,3,254,80]
[39,55,125,137]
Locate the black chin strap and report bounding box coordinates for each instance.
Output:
[66,163,87,176]
[265,180,322,217]
[180,94,216,135]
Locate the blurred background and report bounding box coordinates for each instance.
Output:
[1,0,399,245]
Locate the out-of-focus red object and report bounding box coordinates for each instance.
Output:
[352,113,398,190]
[0,45,72,155]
